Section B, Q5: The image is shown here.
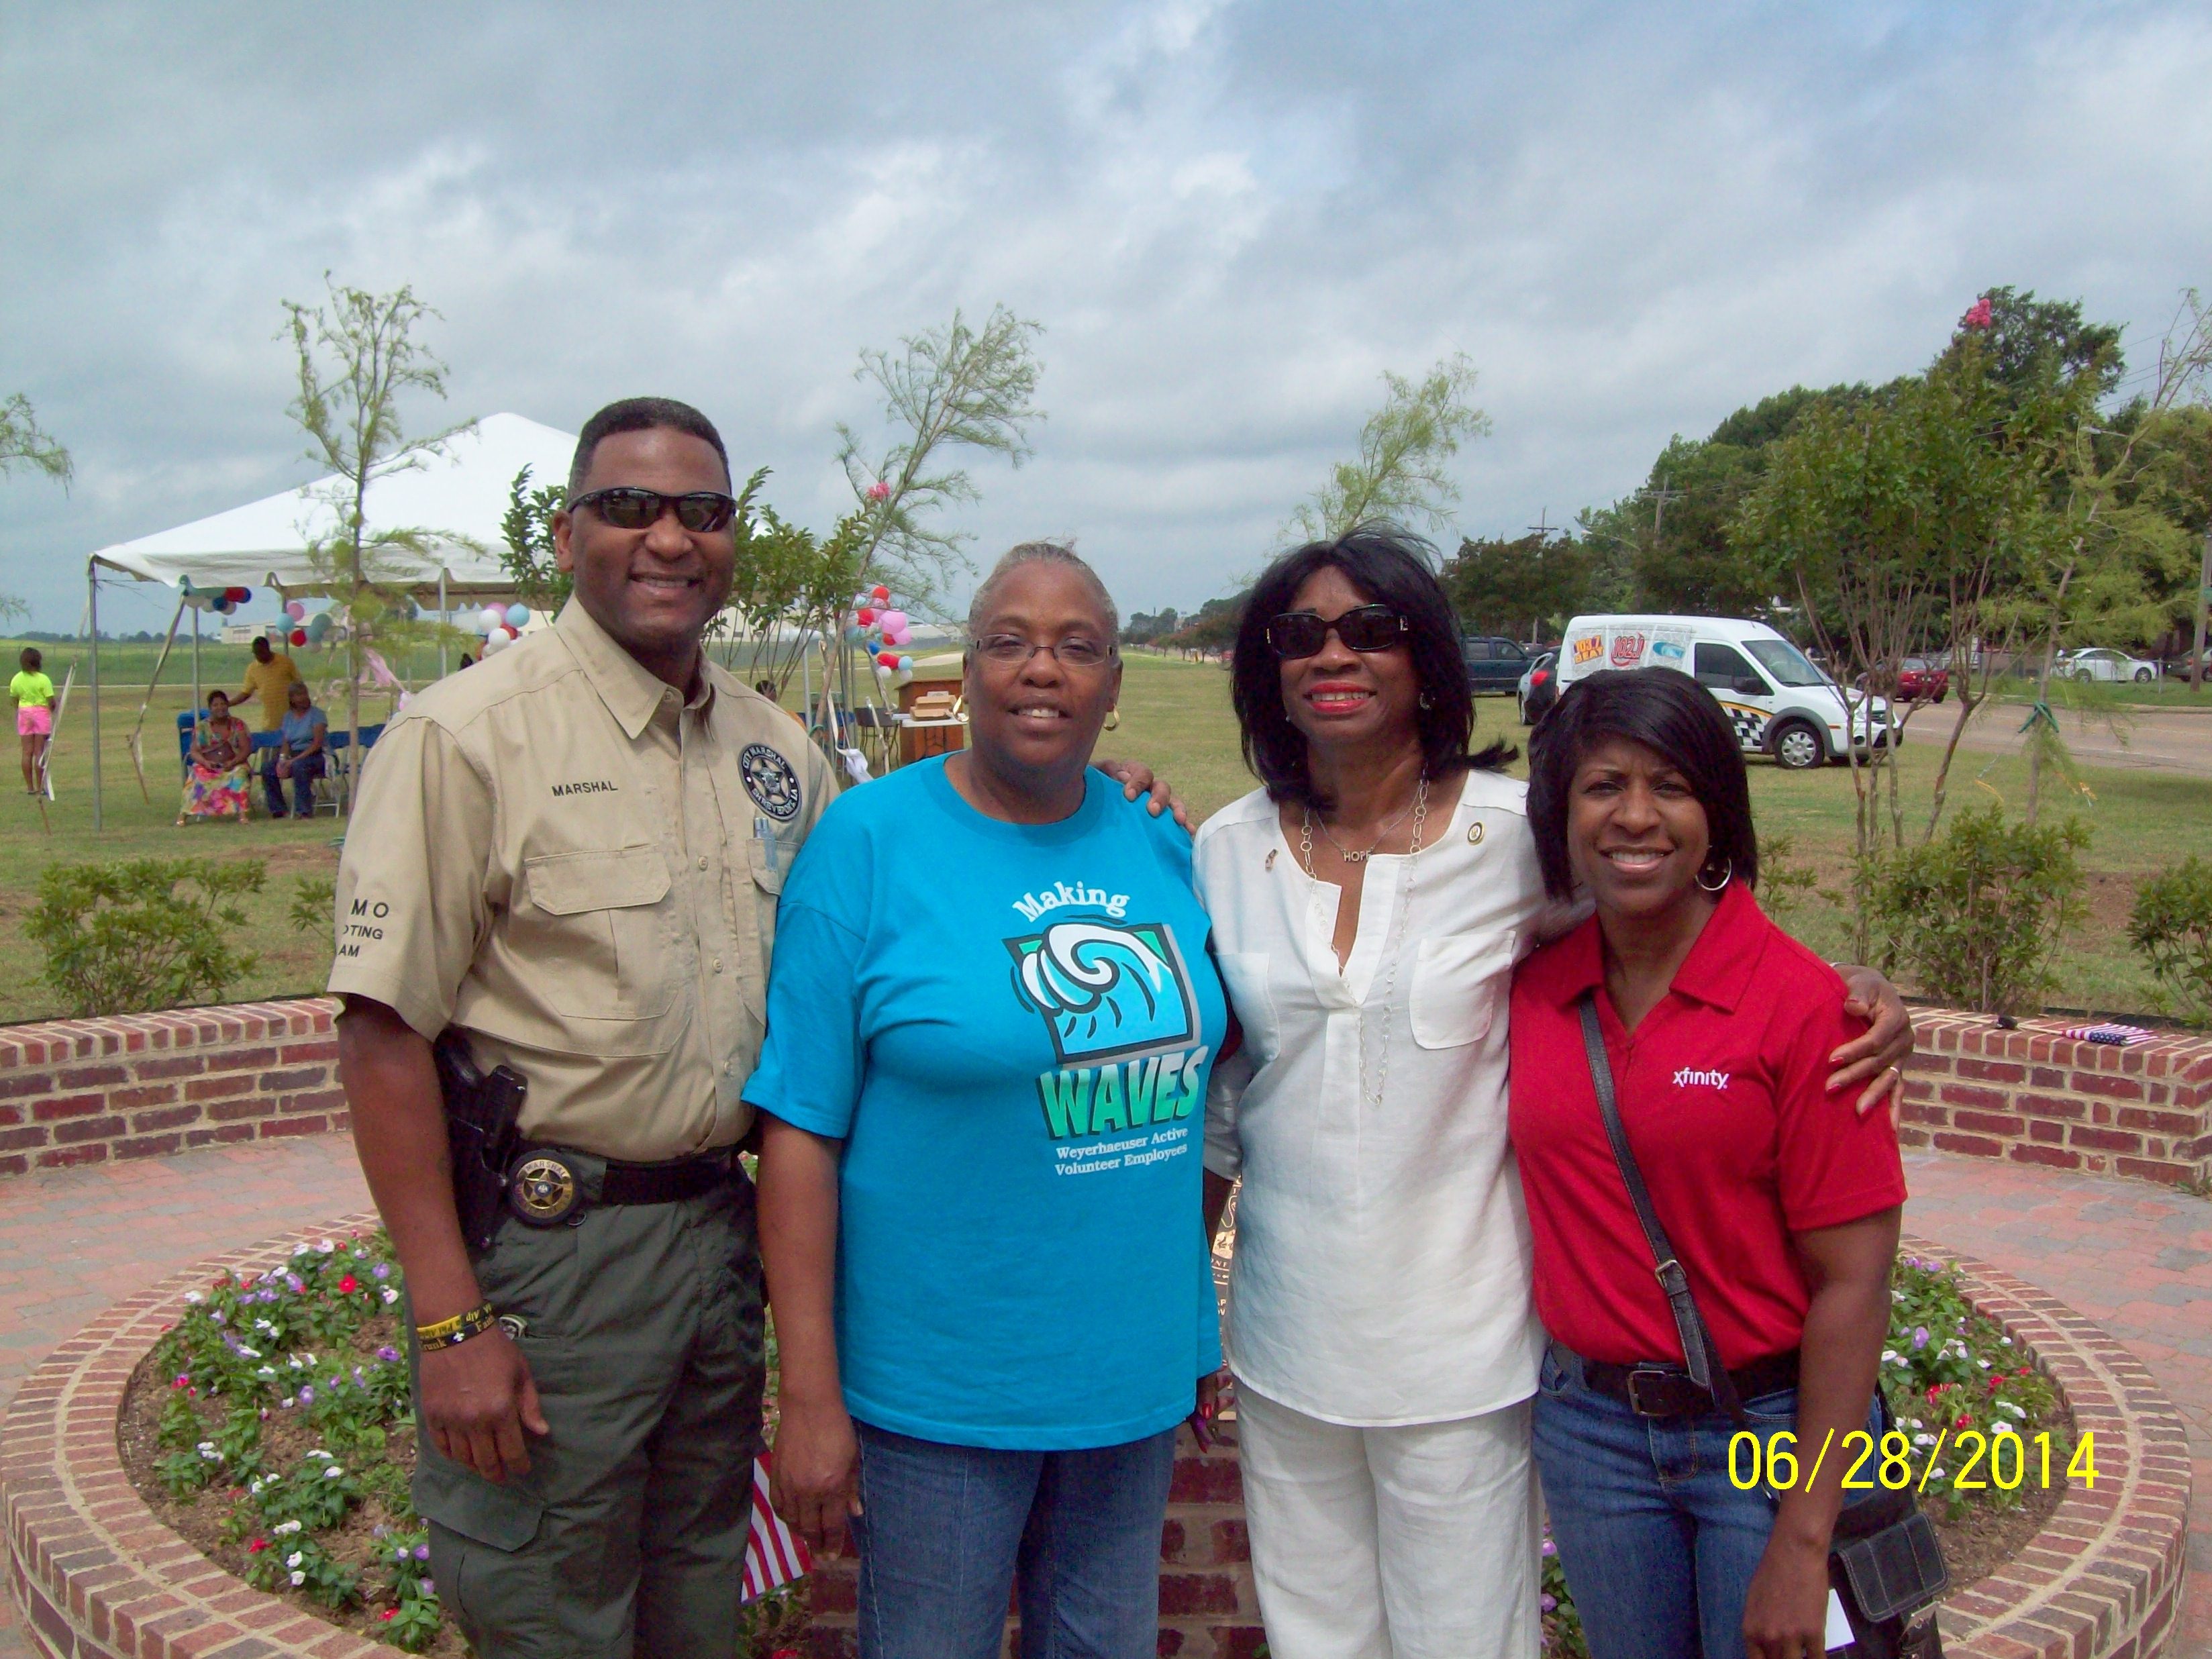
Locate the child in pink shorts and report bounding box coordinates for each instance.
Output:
[11,648,55,797]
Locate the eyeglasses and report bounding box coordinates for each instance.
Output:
[570,486,740,534]
[1264,604,1408,659]
[972,634,1117,670]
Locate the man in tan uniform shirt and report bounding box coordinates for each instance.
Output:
[333,397,835,1658]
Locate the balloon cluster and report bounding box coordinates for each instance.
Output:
[474,602,534,656]
[278,597,338,648]
[844,585,915,678]
[179,579,252,615]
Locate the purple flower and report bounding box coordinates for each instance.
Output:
[372,1263,391,1280]
[376,1346,401,1364]
[413,1544,431,1562]
[285,1274,305,1294]
[1541,1538,1557,1557]
[1540,1594,1558,1613]
[419,1578,434,1596]
[297,1386,315,1405]
[1911,1327,1929,1350]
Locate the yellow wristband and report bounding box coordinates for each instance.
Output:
[415,1302,497,1350]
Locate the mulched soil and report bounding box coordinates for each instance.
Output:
[1927,1395,2074,1596]
[117,1311,468,1658]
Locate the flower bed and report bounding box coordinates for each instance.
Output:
[116,1229,810,1656]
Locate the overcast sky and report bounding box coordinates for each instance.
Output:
[3,0,2209,632]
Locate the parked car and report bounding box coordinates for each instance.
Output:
[2057,648,2159,684]
[1460,634,1533,695]
[1854,656,1950,703]
[1517,650,1560,726]
[1556,613,1891,769]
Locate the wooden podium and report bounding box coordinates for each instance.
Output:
[897,668,966,766]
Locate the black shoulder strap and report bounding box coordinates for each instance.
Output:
[1577,990,1747,1424]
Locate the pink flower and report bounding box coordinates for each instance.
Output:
[337,1274,359,1295]
[866,481,891,502]
[1962,297,1994,330]
[381,1609,397,1622]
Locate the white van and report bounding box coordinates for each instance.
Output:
[1554,615,1891,770]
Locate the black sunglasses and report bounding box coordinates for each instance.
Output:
[570,486,739,534]
[1264,604,1409,659]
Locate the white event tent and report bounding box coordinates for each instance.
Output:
[81,413,577,827]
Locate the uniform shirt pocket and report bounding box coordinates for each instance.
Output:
[520,844,676,1019]
[1216,952,1281,1067]
[740,834,787,1020]
[1408,931,1518,1050]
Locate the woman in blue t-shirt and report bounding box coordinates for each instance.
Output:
[749,543,1228,1659]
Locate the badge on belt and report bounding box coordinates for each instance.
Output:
[507,1152,580,1225]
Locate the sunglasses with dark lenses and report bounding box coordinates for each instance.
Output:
[1265,604,1409,659]
[571,486,740,534]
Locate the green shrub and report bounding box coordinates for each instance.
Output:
[289,873,337,936]
[2127,856,2212,1024]
[25,857,265,1017]
[1868,805,2087,1013]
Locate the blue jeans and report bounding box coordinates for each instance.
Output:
[1533,1344,1814,1659]
[850,1419,1177,1659]
[261,750,323,817]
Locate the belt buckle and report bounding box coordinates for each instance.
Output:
[507,1153,580,1227]
[1625,1366,1695,1418]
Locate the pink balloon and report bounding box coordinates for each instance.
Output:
[880,610,908,633]
[285,599,307,621]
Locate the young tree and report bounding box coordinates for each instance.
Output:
[1442,531,1589,640]
[499,466,572,615]
[835,305,1045,613]
[1286,354,1489,546]
[281,275,461,807]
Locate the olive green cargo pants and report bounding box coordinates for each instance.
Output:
[413,1160,765,1659]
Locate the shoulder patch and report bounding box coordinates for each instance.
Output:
[740,742,803,821]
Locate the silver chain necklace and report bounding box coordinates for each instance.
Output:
[1298,774,1431,1107]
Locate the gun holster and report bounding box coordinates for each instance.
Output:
[432,1031,527,1256]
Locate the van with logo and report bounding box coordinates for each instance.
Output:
[1554,614,1890,770]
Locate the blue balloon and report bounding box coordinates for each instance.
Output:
[505,603,531,630]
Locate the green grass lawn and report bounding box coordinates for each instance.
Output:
[3,646,2204,1025]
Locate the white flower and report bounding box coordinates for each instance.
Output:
[248,1478,267,1495]
[1992,1422,2019,1438]
[1999,1401,2026,1419]
[278,1397,294,1409]
[272,1520,302,1535]
[257,1366,277,1378]
[1890,1290,1905,1302]
[197,1442,220,1461]
[1977,1358,1991,1369]
[1882,1350,1902,1364]
[289,1570,306,1587]
[236,1345,261,1360]
[305,1450,333,1460]
[317,1239,336,1253]
[288,1357,305,1370]
[1929,1466,1947,1480]
[301,1352,317,1364]
[287,1552,304,1569]
[184,1292,204,1305]
[2001,1336,2013,1346]
[1913,1432,1935,1446]
[323,1466,344,1479]
[381,1288,399,1305]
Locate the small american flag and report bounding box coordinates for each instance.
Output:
[742,1452,812,1602]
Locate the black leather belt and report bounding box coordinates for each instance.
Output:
[1579,1348,1800,1419]
[505,1146,733,1226]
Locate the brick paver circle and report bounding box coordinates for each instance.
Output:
[0,1221,2189,1659]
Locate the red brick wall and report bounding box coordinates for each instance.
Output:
[1900,1011,2212,1187]
[0,999,345,1176]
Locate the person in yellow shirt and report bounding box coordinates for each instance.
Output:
[234,635,304,731]
[11,647,55,797]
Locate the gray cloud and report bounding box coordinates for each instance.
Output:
[3,0,2209,630]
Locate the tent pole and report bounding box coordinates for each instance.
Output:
[438,569,448,676]
[191,603,202,750]
[128,595,186,805]
[87,559,103,832]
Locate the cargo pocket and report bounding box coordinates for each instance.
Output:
[520,844,675,1021]
[419,1466,557,1654]
[1407,932,1517,1049]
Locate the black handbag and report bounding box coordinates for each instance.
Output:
[1575,992,1948,1658]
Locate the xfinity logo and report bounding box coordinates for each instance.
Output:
[1674,1067,1731,1090]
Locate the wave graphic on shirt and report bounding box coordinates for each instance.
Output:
[1008,920,1199,1064]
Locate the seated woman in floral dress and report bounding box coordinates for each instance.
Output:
[179,690,254,823]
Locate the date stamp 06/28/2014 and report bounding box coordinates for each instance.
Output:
[1726,1427,2099,1495]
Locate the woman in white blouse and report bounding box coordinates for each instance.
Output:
[1195,524,1911,1659]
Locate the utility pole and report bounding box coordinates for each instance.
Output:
[1649,475,1683,537]
[2194,523,2212,693]
[1528,509,1551,540]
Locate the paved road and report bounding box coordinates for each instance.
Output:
[1943,701,2212,780]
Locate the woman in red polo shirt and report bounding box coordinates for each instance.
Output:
[1510,669,1905,1659]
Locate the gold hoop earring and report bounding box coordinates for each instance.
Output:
[1696,856,1733,893]
[1104,708,1120,731]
